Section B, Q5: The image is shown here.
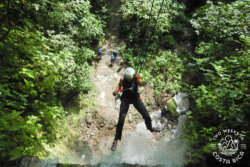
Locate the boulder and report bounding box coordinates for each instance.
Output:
[173,93,190,114]
[166,98,179,119]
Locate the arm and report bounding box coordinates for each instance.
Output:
[113,78,123,96]
[115,78,123,91]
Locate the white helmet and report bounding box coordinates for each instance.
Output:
[124,67,135,80]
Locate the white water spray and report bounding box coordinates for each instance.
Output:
[95,93,190,166]
[97,110,186,166]
[173,93,190,114]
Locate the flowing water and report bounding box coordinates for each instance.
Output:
[94,109,187,167]
[173,93,190,114]
[19,93,189,167]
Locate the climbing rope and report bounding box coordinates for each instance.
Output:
[151,0,165,36]
[137,0,165,74]
[149,0,155,19]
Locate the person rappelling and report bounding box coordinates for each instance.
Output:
[111,67,161,151]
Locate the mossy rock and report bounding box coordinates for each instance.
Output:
[166,98,179,118]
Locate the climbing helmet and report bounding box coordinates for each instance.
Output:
[124,67,135,80]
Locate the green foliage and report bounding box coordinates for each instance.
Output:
[90,0,110,27]
[1,0,249,165]
[46,0,105,46]
[184,0,250,163]
[0,0,105,162]
[0,28,59,160]
[119,0,187,97]
[118,0,188,113]
[191,0,249,58]
[121,47,184,95]
[166,98,178,118]
[191,1,249,40]
[144,50,184,94]
[120,0,187,49]
[76,47,96,65]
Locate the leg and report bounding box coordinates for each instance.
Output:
[133,99,152,131]
[114,100,129,140]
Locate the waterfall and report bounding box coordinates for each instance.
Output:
[19,156,56,167]
[173,93,190,114]
[97,112,186,166]
[18,93,190,167]
[95,93,190,166]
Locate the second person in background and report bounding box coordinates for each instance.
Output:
[110,50,118,66]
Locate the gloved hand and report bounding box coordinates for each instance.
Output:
[113,91,118,96]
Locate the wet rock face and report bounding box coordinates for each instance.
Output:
[173,93,189,114]
[160,97,178,124]
[161,93,190,122]
[166,98,179,119]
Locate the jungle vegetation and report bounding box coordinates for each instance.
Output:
[0,0,249,165]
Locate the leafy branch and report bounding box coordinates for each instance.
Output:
[0,0,11,41]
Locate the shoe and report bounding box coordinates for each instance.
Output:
[111,140,118,151]
[150,127,161,133]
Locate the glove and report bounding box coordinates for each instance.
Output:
[113,89,119,96]
[113,91,118,96]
